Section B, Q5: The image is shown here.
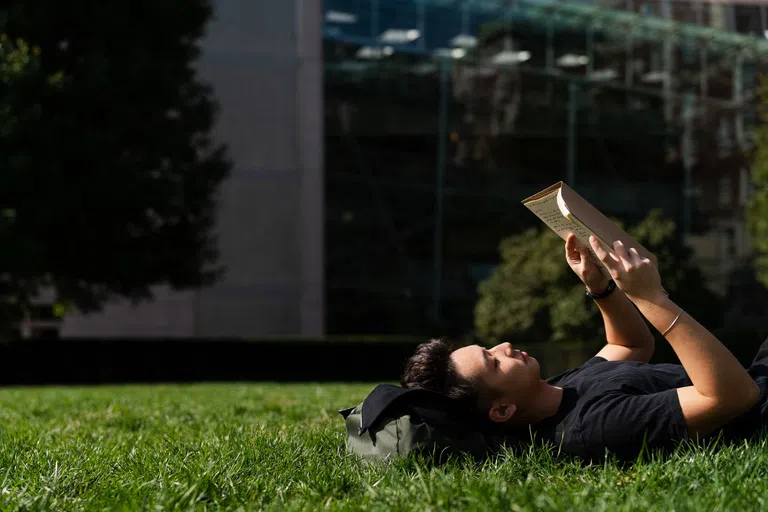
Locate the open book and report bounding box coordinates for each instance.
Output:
[522,181,656,280]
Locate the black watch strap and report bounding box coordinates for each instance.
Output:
[586,279,616,300]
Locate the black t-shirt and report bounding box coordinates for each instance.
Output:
[531,357,768,461]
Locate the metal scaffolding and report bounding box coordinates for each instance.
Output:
[322,0,768,330]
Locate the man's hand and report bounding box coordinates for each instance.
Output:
[565,233,609,293]
[588,236,664,303]
[566,234,656,363]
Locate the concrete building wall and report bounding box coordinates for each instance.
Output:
[60,0,324,338]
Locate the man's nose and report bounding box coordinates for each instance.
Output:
[492,342,513,355]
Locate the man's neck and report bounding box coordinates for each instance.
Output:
[511,381,563,425]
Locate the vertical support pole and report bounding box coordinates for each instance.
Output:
[461,1,469,38]
[625,25,633,107]
[733,53,745,151]
[586,24,594,77]
[418,0,426,52]
[660,0,672,122]
[504,0,516,39]
[370,0,379,43]
[695,0,704,26]
[545,19,555,71]
[762,4,768,35]
[709,2,725,30]
[663,35,672,122]
[700,46,708,113]
[682,92,695,239]
[546,19,554,71]
[660,0,671,18]
[727,2,736,32]
[567,82,578,187]
[662,19,673,121]
[546,18,554,119]
[432,59,449,325]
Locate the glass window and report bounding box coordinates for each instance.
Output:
[322,0,766,334]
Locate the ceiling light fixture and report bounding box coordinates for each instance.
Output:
[355,46,394,59]
[491,50,531,65]
[450,34,478,48]
[325,10,357,24]
[379,29,420,44]
[433,48,467,59]
[590,69,618,81]
[557,54,589,67]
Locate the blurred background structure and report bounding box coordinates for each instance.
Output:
[321,0,768,337]
[49,0,768,341]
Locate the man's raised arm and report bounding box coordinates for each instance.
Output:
[590,236,760,439]
[565,233,654,362]
[591,286,655,363]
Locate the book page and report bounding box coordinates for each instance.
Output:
[566,214,613,280]
[564,214,600,249]
[524,182,666,290]
[523,191,574,240]
[563,211,613,253]
[524,190,611,280]
[558,182,656,264]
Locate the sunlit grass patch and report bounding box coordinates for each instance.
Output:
[0,383,766,510]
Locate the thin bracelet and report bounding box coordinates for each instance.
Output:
[662,309,684,336]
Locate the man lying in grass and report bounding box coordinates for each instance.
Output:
[402,233,768,461]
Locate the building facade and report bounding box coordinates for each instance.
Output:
[60,0,325,338]
[51,0,768,338]
[322,0,768,335]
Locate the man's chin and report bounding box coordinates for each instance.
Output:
[528,356,541,375]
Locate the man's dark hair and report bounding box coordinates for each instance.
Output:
[400,338,488,412]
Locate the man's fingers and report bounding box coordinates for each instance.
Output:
[575,242,591,259]
[565,233,580,262]
[567,233,592,256]
[613,241,633,271]
[589,236,619,272]
[628,247,644,266]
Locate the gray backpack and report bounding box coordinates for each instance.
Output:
[339,384,509,464]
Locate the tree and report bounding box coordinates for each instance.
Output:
[748,77,768,289]
[0,2,230,324]
[475,210,723,345]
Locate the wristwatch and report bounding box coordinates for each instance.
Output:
[585,279,616,300]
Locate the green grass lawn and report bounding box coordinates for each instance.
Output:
[1,383,768,511]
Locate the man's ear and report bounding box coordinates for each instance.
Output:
[488,403,517,423]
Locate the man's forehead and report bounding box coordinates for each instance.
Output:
[451,344,480,360]
[451,345,488,376]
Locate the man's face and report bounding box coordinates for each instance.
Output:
[450,342,541,421]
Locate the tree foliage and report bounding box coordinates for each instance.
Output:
[0,1,230,321]
[475,210,723,344]
[748,77,768,289]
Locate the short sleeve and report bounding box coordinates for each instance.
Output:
[581,357,608,368]
[567,389,689,461]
